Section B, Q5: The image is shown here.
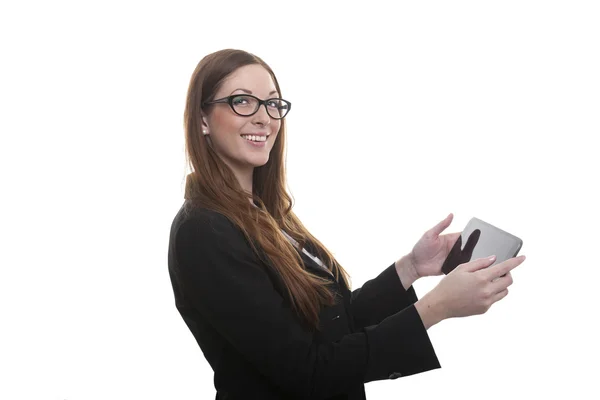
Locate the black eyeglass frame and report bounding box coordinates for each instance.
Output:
[202,94,292,120]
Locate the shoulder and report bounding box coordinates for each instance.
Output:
[171,201,261,266]
[171,201,270,278]
[172,201,241,244]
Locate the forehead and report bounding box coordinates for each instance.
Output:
[218,64,278,96]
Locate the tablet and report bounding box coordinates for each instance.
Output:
[441,217,523,275]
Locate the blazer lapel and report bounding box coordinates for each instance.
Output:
[299,246,334,279]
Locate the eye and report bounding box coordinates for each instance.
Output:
[267,99,282,108]
[232,95,249,105]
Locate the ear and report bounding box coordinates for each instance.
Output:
[201,113,210,135]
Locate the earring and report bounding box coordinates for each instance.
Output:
[203,129,208,135]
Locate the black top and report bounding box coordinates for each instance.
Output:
[167,201,441,399]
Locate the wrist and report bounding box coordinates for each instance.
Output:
[395,253,419,290]
[414,291,447,329]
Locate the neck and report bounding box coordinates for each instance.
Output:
[228,165,254,204]
[234,168,253,195]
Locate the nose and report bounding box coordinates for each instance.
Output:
[251,103,271,126]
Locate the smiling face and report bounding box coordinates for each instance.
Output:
[201,64,282,179]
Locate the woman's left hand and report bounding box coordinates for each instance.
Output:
[409,213,462,278]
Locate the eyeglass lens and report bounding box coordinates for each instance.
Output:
[231,95,289,119]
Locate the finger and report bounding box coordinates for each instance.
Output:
[427,213,453,237]
[441,235,463,274]
[484,255,526,280]
[491,288,509,304]
[461,255,497,273]
[451,234,462,256]
[490,272,513,292]
[444,232,462,249]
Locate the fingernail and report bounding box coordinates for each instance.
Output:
[488,255,496,261]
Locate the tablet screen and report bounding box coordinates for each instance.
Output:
[441,217,522,274]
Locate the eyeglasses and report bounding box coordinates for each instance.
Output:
[202,94,292,120]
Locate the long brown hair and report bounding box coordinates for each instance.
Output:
[182,49,351,332]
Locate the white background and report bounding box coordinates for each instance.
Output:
[1,1,599,399]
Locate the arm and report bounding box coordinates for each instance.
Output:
[350,254,420,330]
[175,212,440,399]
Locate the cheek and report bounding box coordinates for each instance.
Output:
[272,122,282,137]
[210,110,246,136]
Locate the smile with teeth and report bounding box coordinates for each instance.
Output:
[241,134,268,142]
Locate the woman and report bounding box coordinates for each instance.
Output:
[167,49,526,400]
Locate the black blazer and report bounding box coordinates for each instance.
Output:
[167,201,441,399]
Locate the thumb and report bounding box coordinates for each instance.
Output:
[460,255,496,273]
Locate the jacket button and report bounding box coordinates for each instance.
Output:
[389,372,402,379]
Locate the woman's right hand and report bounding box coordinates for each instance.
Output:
[415,255,527,328]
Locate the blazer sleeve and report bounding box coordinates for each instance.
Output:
[174,212,440,399]
[350,263,419,330]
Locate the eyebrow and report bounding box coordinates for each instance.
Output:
[230,88,279,96]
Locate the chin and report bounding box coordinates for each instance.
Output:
[249,157,270,168]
